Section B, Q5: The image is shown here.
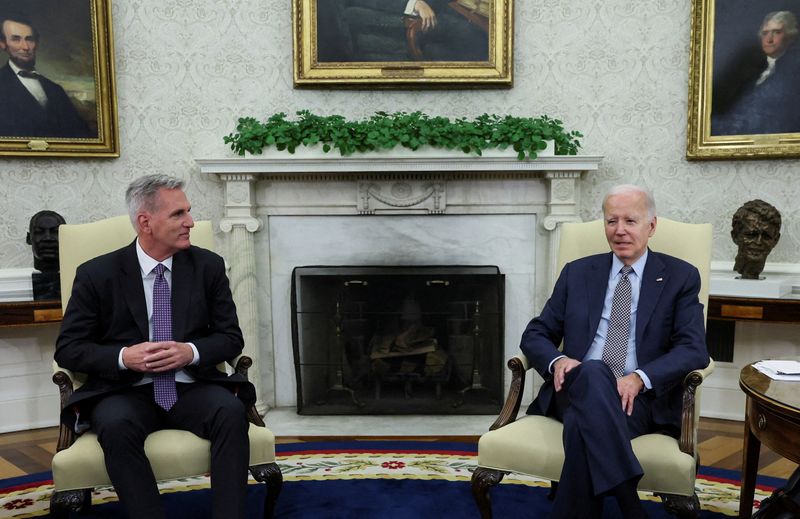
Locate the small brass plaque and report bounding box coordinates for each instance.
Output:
[34,308,63,322]
[27,140,49,151]
[720,304,763,319]
[381,67,424,77]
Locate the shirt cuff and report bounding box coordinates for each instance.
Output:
[118,347,127,370]
[187,342,199,365]
[634,368,652,390]
[404,0,418,15]
[548,355,567,374]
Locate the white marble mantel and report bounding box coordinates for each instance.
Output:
[196,153,602,412]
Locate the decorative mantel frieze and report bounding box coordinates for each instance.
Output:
[196,153,602,410]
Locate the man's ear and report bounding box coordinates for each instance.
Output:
[136,213,150,234]
[25,231,31,245]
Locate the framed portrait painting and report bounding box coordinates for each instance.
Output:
[0,0,118,157]
[687,0,800,159]
[292,0,513,88]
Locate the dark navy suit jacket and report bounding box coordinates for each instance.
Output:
[0,63,93,138]
[521,250,709,431]
[55,241,254,430]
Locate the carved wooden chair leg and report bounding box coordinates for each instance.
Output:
[50,488,91,518]
[471,467,507,519]
[656,492,701,519]
[250,462,283,519]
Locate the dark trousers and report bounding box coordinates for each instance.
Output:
[549,360,656,519]
[90,382,249,519]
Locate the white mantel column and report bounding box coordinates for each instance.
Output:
[543,171,583,286]
[218,174,270,415]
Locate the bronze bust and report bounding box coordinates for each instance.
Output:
[731,200,781,280]
[26,210,65,300]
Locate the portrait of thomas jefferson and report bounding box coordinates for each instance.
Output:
[711,5,800,136]
[0,3,97,139]
[316,0,490,62]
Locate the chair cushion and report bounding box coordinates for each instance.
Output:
[52,423,276,492]
[477,415,697,496]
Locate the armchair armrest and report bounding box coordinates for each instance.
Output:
[52,364,77,452]
[489,355,530,431]
[230,355,267,428]
[678,358,715,456]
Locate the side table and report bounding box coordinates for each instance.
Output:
[738,363,800,518]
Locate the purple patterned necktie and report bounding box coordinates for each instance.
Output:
[601,265,633,378]
[152,263,177,410]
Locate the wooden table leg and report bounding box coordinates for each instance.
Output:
[739,401,761,519]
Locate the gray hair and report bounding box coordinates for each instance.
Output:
[760,11,799,39]
[125,174,184,230]
[602,184,656,220]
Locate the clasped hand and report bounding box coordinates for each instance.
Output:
[552,357,644,416]
[122,341,193,373]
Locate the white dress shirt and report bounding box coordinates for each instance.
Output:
[117,240,199,384]
[8,60,47,107]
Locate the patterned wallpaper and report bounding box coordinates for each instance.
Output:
[1,0,797,269]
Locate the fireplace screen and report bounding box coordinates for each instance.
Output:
[291,266,505,414]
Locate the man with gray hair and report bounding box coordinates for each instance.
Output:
[520,185,709,517]
[55,174,252,518]
[713,10,800,135]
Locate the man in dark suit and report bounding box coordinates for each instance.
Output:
[55,175,253,519]
[320,0,487,62]
[521,185,709,518]
[0,13,92,138]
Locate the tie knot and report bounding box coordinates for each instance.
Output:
[620,265,633,278]
[153,263,166,277]
[17,70,39,79]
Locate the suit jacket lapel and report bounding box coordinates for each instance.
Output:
[171,250,192,341]
[635,250,666,349]
[586,253,612,353]
[121,242,149,339]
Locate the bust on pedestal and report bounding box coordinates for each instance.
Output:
[26,210,65,301]
[731,199,781,280]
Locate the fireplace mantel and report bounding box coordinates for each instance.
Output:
[196,153,602,412]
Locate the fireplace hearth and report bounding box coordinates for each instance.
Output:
[292,266,505,414]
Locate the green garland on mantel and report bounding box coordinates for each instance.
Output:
[223,111,582,160]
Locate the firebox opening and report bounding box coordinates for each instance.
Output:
[291,266,505,415]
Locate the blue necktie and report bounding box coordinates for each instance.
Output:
[152,263,177,410]
[602,265,633,378]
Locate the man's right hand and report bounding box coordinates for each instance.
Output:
[553,357,581,392]
[415,0,437,31]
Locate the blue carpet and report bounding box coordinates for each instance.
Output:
[0,441,786,518]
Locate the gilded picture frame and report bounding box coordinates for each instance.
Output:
[0,0,118,157]
[687,0,800,159]
[292,0,513,88]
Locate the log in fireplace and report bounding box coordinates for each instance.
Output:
[291,266,505,414]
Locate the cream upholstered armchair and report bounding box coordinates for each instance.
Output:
[471,218,715,518]
[49,215,282,518]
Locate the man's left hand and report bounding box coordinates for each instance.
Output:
[143,341,193,372]
[617,373,644,416]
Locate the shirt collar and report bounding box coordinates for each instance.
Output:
[8,61,36,76]
[611,249,648,279]
[136,239,173,276]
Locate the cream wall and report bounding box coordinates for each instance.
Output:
[0,0,797,264]
[0,1,798,430]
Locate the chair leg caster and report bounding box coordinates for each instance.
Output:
[250,462,283,519]
[50,488,91,518]
[657,492,701,519]
[471,466,507,519]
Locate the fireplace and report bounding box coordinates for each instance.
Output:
[292,266,505,414]
[196,153,600,413]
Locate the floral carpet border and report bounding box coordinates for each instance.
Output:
[1,445,778,518]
